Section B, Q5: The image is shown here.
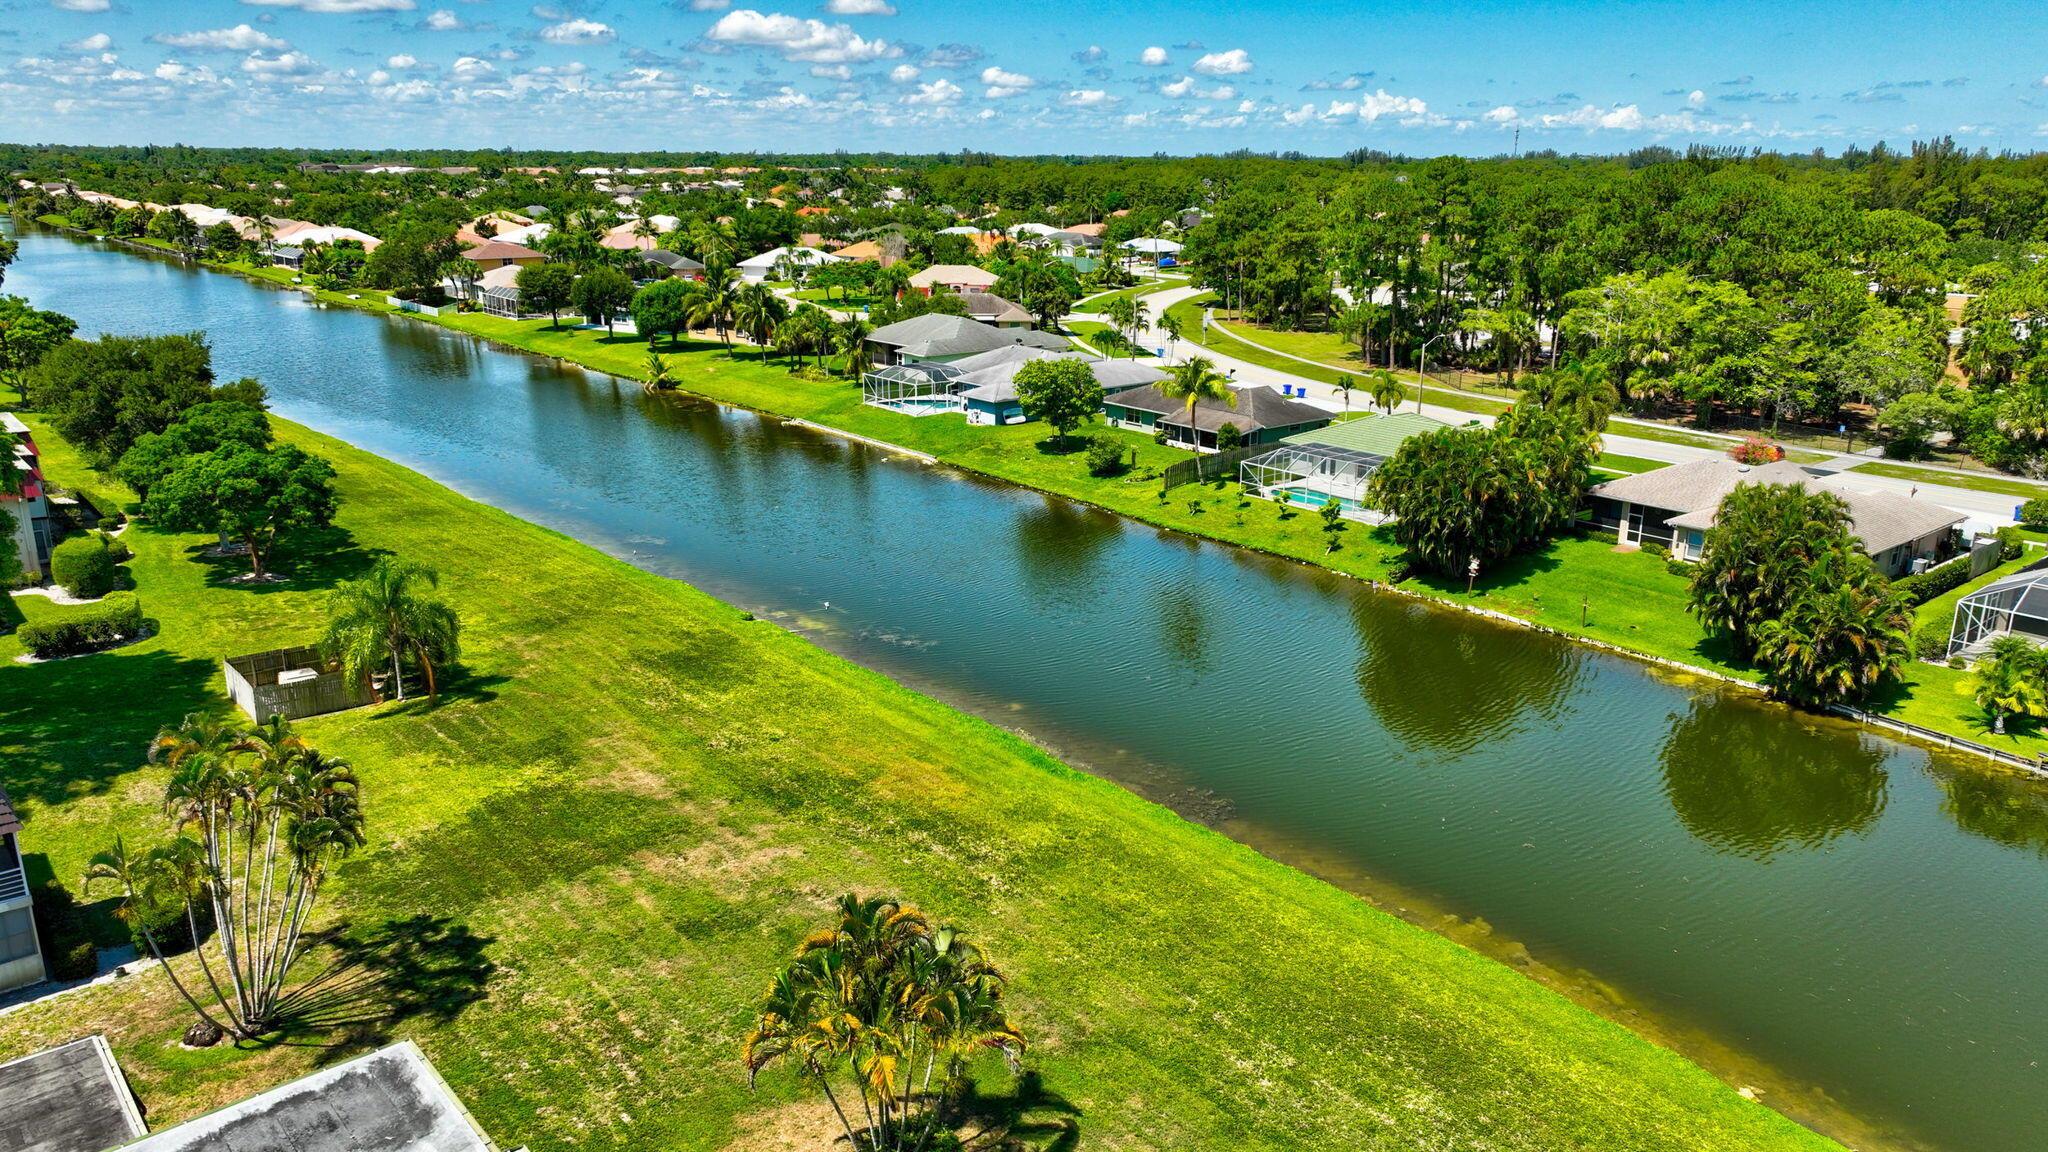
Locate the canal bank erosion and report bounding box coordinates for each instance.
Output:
[9,220,2048,1152]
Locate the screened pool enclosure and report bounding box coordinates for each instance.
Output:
[1238,442,1384,517]
[862,363,967,416]
[1948,567,2048,659]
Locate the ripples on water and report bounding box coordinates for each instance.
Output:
[12,224,2048,1151]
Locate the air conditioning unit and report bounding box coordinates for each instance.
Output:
[1911,557,1934,575]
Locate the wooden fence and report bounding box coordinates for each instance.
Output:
[1159,443,1267,493]
[223,646,373,722]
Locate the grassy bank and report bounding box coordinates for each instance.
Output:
[1850,459,2048,500]
[0,417,1841,1152]
[69,244,2048,758]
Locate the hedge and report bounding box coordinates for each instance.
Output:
[17,592,144,658]
[1893,553,1977,607]
[49,532,122,599]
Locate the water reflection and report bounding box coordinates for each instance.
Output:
[1940,769,2048,856]
[1013,496,1122,608]
[1157,584,1213,675]
[1660,693,1888,859]
[1350,596,1583,756]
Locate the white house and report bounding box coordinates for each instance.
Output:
[738,245,841,284]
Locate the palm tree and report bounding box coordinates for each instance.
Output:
[1159,356,1234,449]
[1530,361,1621,439]
[1973,636,2047,735]
[836,317,874,379]
[1368,369,1405,414]
[734,283,788,361]
[1159,312,1184,363]
[643,350,674,392]
[320,557,461,702]
[693,263,740,352]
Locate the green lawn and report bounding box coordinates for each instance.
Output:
[1596,452,1672,475]
[1851,460,2048,501]
[0,418,1840,1152]
[1073,276,1188,313]
[790,287,880,308]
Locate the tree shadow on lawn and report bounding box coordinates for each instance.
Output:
[955,1071,1083,1152]
[257,914,495,1063]
[189,524,386,594]
[367,671,509,719]
[0,593,24,632]
[1030,437,1092,459]
[0,647,219,809]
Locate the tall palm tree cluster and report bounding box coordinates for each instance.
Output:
[86,715,365,1040]
[1688,483,1911,707]
[321,557,461,702]
[744,895,1026,1152]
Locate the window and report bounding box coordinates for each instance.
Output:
[0,907,36,964]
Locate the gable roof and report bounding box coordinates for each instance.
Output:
[945,347,1166,405]
[0,1037,146,1152]
[738,245,839,270]
[1110,384,1331,433]
[460,240,544,263]
[1591,458,1967,555]
[957,293,1033,325]
[865,313,1070,359]
[119,1042,495,1152]
[908,264,998,289]
[640,249,705,272]
[831,239,886,261]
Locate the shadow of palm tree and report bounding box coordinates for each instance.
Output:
[954,1071,1082,1152]
[368,671,509,719]
[256,914,494,1060]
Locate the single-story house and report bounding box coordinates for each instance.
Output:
[266,244,305,270]
[455,210,533,246]
[1064,222,1108,237]
[2,413,52,579]
[1122,238,1184,256]
[270,222,382,251]
[831,239,889,264]
[864,313,1070,367]
[1588,458,1966,577]
[460,240,546,271]
[486,221,551,248]
[958,292,1035,328]
[638,249,706,281]
[909,264,999,295]
[0,785,48,995]
[1106,384,1332,451]
[738,245,840,283]
[952,346,1165,425]
[1240,411,1450,518]
[0,1036,145,1151]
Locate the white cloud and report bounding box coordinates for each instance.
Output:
[422,9,462,30]
[451,55,496,80]
[1073,45,1105,63]
[240,0,416,10]
[64,32,112,51]
[1282,103,1315,125]
[980,64,1033,98]
[387,53,419,68]
[704,9,897,63]
[824,0,896,12]
[688,0,731,8]
[152,25,290,52]
[1687,89,1705,108]
[1160,74,1233,100]
[51,0,110,9]
[902,77,961,105]
[1139,45,1168,66]
[539,19,615,45]
[809,63,850,79]
[1191,48,1251,76]
[240,50,321,78]
[888,63,918,82]
[1060,88,1114,108]
[1483,104,1518,123]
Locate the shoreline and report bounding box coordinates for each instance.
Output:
[23,216,2044,778]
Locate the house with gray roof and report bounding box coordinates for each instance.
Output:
[863,313,1069,366]
[0,785,44,995]
[1105,384,1332,451]
[1240,411,1452,518]
[1589,457,1965,577]
[0,1036,145,1152]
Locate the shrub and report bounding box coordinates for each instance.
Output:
[1914,619,1952,662]
[32,879,98,981]
[1998,526,2025,561]
[1640,539,1670,559]
[1892,554,1975,606]
[1085,436,1128,477]
[1666,558,1692,578]
[17,593,144,658]
[2020,498,2048,531]
[49,533,122,598]
[1729,435,1784,465]
[1151,426,1169,445]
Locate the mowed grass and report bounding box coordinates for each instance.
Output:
[1851,460,2048,500]
[0,419,1842,1152]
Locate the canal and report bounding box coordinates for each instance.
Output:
[9,222,2048,1151]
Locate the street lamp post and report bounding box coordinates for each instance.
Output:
[1417,333,1449,415]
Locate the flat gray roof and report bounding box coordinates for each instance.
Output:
[0,1036,146,1152]
[119,1041,496,1152]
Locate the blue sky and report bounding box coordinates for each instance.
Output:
[5,0,2048,154]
